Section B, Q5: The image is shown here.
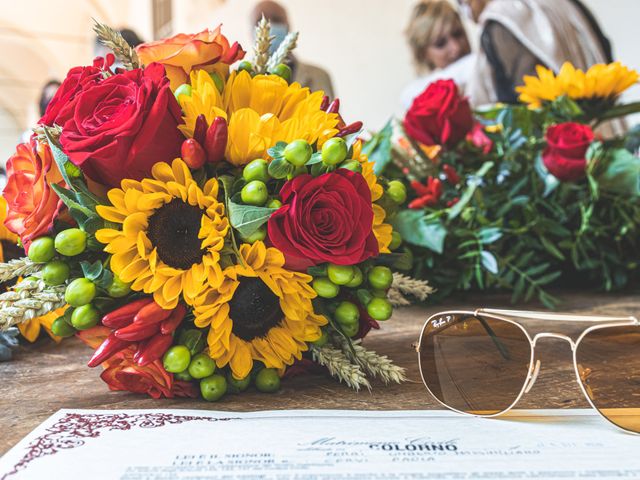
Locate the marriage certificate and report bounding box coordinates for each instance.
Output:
[0,409,638,479]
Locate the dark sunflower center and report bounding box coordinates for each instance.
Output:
[229,277,283,341]
[147,199,205,270]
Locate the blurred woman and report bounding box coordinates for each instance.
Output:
[402,0,472,109]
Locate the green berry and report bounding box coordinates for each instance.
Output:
[368,266,393,290]
[188,353,216,379]
[51,316,76,337]
[107,274,132,298]
[241,180,268,206]
[243,159,270,182]
[227,371,251,392]
[387,180,407,204]
[70,304,100,330]
[55,228,87,257]
[240,225,266,244]
[367,297,393,321]
[42,260,70,286]
[237,60,253,75]
[174,369,194,382]
[287,165,307,180]
[284,140,312,167]
[255,368,280,393]
[163,345,191,373]
[271,63,292,82]
[27,236,55,263]
[341,321,359,337]
[339,160,362,173]
[389,231,402,251]
[312,277,339,298]
[345,266,363,288]
[321,137,348,165]
[266,198,282,209]
[208,72,224,92]
[200,374,227,401]
[327,264,355,286]
[174,83,192,101]
[334,301,360,326]
[64,278,96,307]
[311,329,329,347]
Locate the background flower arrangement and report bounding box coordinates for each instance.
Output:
[367,62,640,308]
[0,20,431,398]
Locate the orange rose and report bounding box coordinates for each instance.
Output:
[136,26,245,89]
[3,140,64,251]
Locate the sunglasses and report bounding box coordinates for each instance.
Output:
[415,308,640,434]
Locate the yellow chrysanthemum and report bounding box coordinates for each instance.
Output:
[517,62,639,109]
[351,140,393,253]
[179,69,340,166]
[95,159,229,309]
[0,196,19,263]
[192,241,327,379]
[18,306,67,343]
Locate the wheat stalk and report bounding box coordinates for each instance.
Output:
[266,31,298,71]
[0,279,65,331]
[252,16,272,74]
[310,344,371,391]
[331,336,406,385]
[0,258,42,283]
[92,19,140,70]
[390,273,434,302]
[33,124,62,142]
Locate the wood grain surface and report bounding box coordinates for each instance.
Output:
[1,291,639,455]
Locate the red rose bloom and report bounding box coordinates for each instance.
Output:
[268,169,379,268]
[404,79,473,147]
[39,66,102,127]
[542,122,594,182]
[60,63,183,187]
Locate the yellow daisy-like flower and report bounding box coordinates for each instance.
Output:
[95,159,229,309]
[179,69,340,166]
[517,62,639,109]
[351,140,393,254]
[192,241,327,379]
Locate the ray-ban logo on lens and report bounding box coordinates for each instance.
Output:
[431,315,455,329]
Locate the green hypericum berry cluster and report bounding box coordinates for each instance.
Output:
[29,228,132,338]
[163,327,281,401]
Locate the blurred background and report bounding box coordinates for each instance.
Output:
[0,0,638,163]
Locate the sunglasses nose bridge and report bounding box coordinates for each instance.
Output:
[531,332,576,350]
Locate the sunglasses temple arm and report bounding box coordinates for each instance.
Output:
[478,316,511,361]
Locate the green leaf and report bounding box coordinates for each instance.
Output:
[80,260,103,281]
[392,210,447,254]
[268,157,293,179]
[448,161,493,220]
[478,227,502,244]
[363,119,393,176]
[597,148,640,197]
[228,200,278,238]
[50,184,97,220]
[267,141,287,160]
[480,251,499,274]
[306,152,323,165]
[539,235,565,261]
[534,154,559,197]
[307,265,327,276]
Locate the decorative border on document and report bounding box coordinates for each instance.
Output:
[2,412,239,479]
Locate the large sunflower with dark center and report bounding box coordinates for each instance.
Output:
[193,241,328,380]
[96,159,230,309]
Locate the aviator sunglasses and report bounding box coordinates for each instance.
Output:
[415,308,640,434]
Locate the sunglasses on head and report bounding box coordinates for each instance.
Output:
[415,308,640,434]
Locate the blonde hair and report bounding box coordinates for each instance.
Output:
[406,0,463,70]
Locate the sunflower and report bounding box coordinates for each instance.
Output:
[517,62,639,109]
[95,159,229,309]
[192,241,327,379]
[351,140,393,254]
[179,69,340,166]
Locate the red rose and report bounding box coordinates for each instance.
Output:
[60,63,183,187]
[542,122,594,182]
[268,169,379,268]
[39,66,102,127]
[404,79,473,147]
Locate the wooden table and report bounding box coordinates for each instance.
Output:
[2,291,638,455]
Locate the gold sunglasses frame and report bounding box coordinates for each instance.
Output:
[416,308,640,434]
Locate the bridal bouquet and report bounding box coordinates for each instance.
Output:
[367,61,640,308]
[0,21,425,399]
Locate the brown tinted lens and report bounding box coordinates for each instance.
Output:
[420,313,532,415]
[576,325,640,433]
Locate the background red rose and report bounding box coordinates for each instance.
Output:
[542,122,594,181]
[39,65,102,127]
[268,169,379,268]
[60,63,183,187]
[403,79,473,147]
